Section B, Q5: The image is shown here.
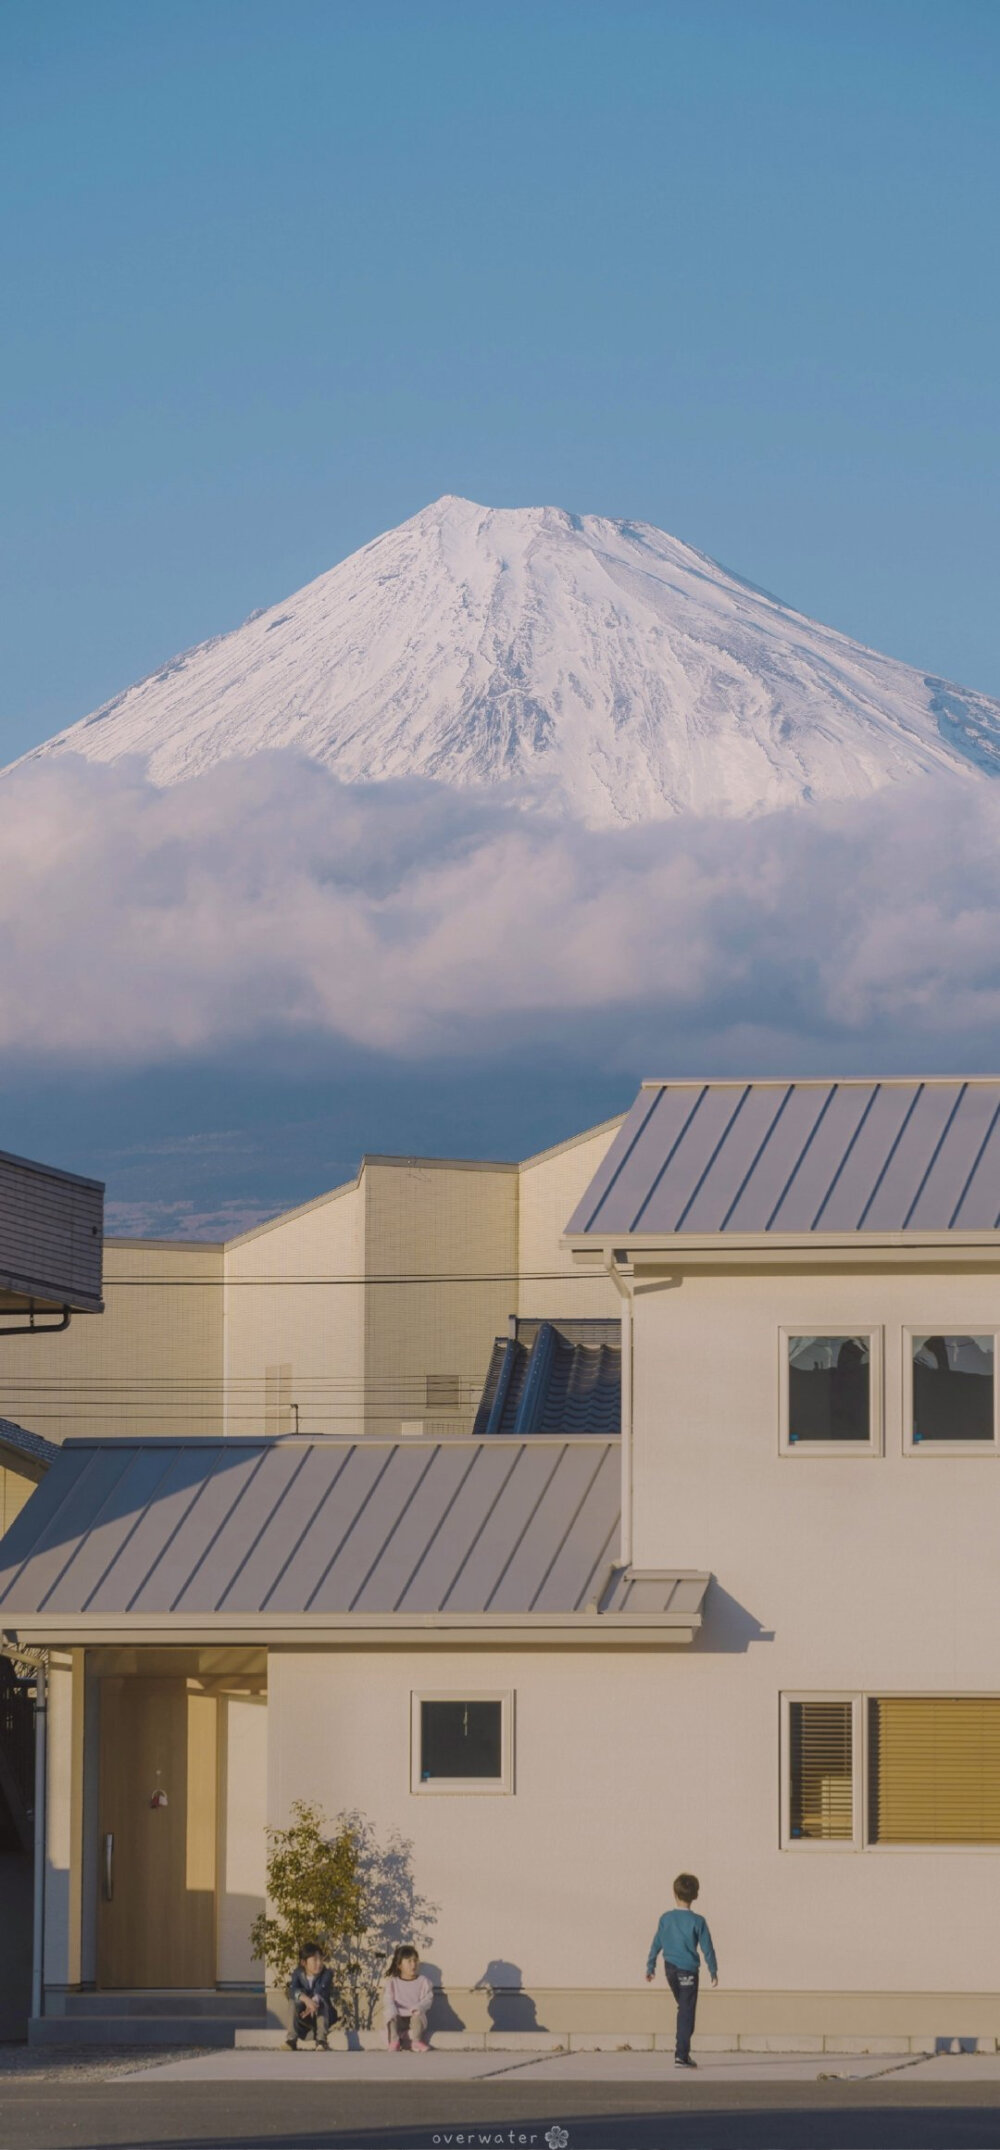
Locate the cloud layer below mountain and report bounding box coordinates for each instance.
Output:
[4,752,1000,1075]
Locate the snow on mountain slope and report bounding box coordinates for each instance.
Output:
[17,496,1000,824]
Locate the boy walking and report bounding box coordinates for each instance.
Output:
[645,1872,718,2069]
[286,1941,337,2050]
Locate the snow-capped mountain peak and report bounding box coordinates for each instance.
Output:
[16,495,1000,824]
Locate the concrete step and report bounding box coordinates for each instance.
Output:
[30,2015,250,2048]
[63,1990,265,2019]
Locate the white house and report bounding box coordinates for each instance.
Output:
[4,1077,1000,2051]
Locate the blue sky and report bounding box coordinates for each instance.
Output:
[3,0,999,760]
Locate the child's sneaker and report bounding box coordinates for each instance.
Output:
[674,2056,697,2069]
[388,2038,401,2052]
[284,2033,298,2050]
[412,2041,429,2053]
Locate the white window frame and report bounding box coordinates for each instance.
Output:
[780,1691,864,1851]
[902,1328,1000,1457]
[778,1328,883,1456]
[410,1689,514,1796]
[783,1691,1000,1852]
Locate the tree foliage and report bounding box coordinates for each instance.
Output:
[329,1808,439,2030]
[249,1801,438,2029]
[250,1801,364,1984]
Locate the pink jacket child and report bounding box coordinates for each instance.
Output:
[384,1945,434,2053]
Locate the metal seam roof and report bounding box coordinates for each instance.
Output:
[565,1079,1000,1238]
[0,1438,692,1624]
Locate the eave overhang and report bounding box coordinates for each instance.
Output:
[1,1608,705,1651]
[566,1232,1000,1273]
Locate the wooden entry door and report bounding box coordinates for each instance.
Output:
[97,1678,217,1988]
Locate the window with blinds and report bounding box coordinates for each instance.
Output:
[869,1698,1000,1843]
[788,1700,854,1840]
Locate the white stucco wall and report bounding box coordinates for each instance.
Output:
[623,1260,1000,1994]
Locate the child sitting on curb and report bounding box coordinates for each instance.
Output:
[384,1944,434,2053]
[286,1940,338,2050]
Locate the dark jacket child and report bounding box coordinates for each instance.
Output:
[645,1872,718,2068]
[286,1942,338,2050]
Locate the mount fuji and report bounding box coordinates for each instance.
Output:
[17,495,1000,826]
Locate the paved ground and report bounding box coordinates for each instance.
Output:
[125,2045,1000,2085]
[5,2050,1000,2150]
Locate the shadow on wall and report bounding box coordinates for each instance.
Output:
[474,1960,547,2033]
[692,1581,774,1654]
[420,1962,466,2032]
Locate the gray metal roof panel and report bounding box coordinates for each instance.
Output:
[440,1443,567,1614]
[767,1083,876,1231]
[393,1443,525,1614]
[525,1449,619,1612]
[308,1445,441,1615]
[678,1083,783,1233]
[0,1446,93,1608]
[568,1080,1000,1237]
[163,1444,306,1615]
[486,1444,612,1614]
[158,1448,274,1612]
[0,1438,632,1621]
[261,1445,398,1615]
[83,1446,223,1614]
[951,1099,1000,1229]
[44,1444,196,1614]
[720,1083,828,1232]
[0,1447,127,1613]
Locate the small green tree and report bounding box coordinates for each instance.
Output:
[250,1801,365,1986]
[329,1809,439,2030]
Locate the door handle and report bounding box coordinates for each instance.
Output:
[103,1832,114,1902]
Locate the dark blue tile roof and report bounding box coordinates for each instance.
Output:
[473,1319,621,1438]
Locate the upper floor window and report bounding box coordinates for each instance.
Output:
[906,1333,997,1451]
[781,1332,880,1454]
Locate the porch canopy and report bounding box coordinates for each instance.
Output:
[0,1436,708,1648]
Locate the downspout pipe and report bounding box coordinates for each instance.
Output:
[605,1255,634,1569]
[31,1656,47,2023]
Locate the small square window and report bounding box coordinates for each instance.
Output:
[410,1692,513,1794]
[905,1333,997,1451]
[780,1332,881,1453]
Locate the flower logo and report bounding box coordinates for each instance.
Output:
[544,2130,569,2149]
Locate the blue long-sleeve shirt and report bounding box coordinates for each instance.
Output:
[647,1908,717,1979]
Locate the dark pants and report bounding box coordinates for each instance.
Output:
[664,1962,699,2061]
[294,1998,333,2040]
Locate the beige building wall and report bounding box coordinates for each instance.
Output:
[622,1258,1000,1995]
[217,1694,268,1984]
[0,1113,625,1453]
[0,1460,42,1532]
[517,1119,623,1323]
[362,1160,516,1437]
[223,1181,365,1440]
[0,1242,224,1444]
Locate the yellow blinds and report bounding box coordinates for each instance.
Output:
[870,1698,1000,1843]
[789,1700,854,1840]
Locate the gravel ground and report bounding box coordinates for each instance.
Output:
[0,2043,212,2081]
